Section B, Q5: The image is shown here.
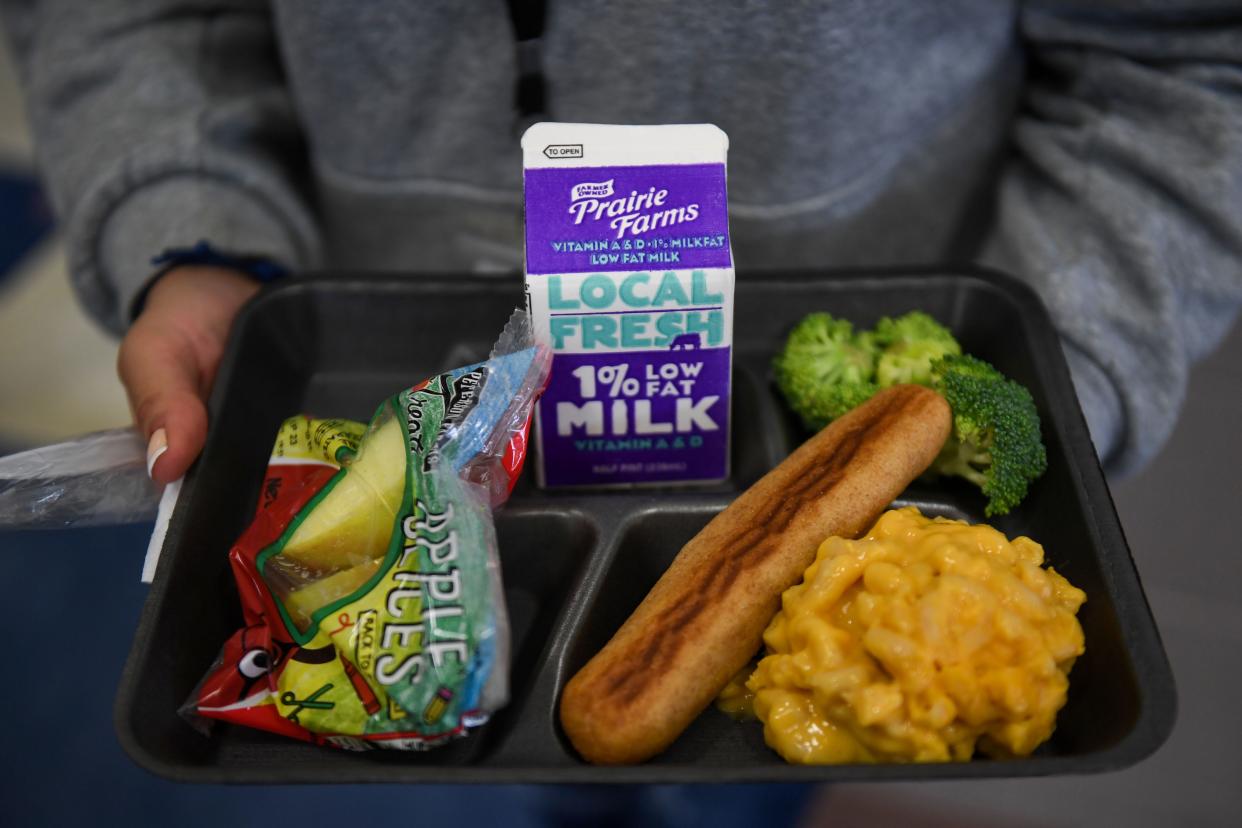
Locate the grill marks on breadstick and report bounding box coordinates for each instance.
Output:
[599,390,917,705]
[562,385,952,763]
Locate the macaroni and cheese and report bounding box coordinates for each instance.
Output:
[719,506,1085,764]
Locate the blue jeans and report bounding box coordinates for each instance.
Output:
[520,783,817,828]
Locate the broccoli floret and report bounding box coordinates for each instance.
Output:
[873,311,962,387]
[929,354,1047,517]
[785,380,880,430]
[773,313,880,430]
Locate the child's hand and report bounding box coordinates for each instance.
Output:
[117,266,260,484]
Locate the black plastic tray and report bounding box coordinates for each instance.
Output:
[115,268,1176,784]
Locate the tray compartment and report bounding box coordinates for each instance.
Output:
[732,274,1150,757]
[556,497,975,767]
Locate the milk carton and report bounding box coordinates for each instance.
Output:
[521,123,733,487]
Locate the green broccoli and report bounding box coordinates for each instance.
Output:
[773,313,879,430]
[773,311,1048,516]
[928,354,1047,517]
[873,311,962,387]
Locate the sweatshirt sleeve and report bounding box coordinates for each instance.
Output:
[0,0,321,334]
[981,1,1242,476]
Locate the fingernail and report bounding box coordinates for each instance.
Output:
[147,428,168,478]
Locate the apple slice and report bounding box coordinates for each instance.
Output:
[283,558,383,630]
[278,412,408,573]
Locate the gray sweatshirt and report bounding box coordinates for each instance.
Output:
[4,0,1241,476]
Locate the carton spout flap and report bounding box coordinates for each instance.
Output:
[521,123,728,169]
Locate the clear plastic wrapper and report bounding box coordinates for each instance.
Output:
[0,428,160,529]
[185,310,551,750]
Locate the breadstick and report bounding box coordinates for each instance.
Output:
[560,384,953,764]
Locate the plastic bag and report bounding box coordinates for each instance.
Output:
[0,428,160,529]
[185,310,551,750]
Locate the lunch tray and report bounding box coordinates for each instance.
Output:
[115,268,1176,783]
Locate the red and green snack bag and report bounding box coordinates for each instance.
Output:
[185,313,550,750]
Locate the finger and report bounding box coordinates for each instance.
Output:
[117,326,210,484]
[146,386,209,484]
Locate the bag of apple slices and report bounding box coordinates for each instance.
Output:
[185,312,551,750]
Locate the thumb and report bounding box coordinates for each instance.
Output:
[117,324,210,485]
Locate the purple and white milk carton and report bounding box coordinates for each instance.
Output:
[521,123,733,487]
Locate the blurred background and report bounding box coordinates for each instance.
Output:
[1,29,1239,828]
[0,32,129,450]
